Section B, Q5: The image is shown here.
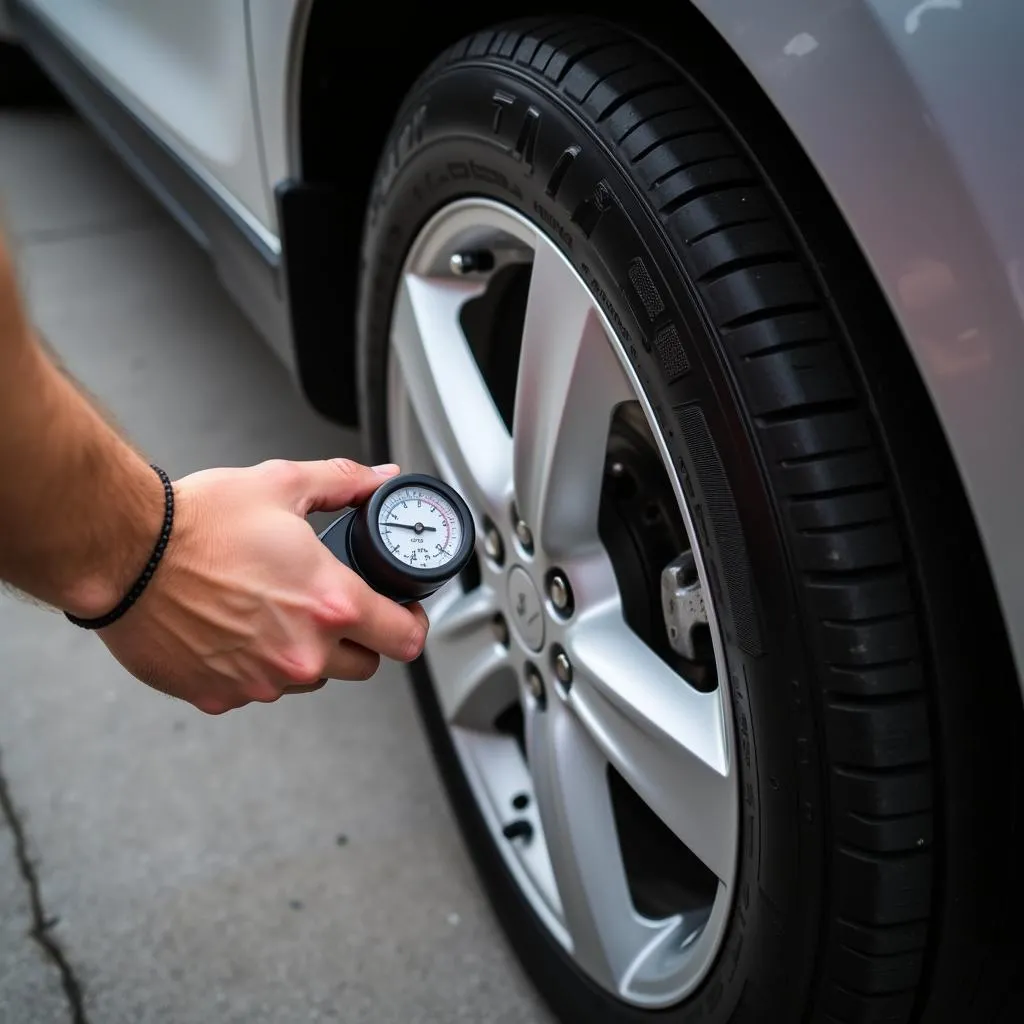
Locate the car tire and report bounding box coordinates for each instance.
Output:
[357,17,1023,1024]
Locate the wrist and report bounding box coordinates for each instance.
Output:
[60,460,169,620]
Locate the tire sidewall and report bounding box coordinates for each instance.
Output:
[358,59,822,1024]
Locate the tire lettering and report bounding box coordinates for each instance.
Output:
[571,179,613,239]
[374,103,427,210]
[546,145,580,199]
[490,92,541,175]
[513,106,541,173]
[397,105,426,160]
[579,261,631,344]
[444,160,522,199]
[490,89,515,135]
[533,201,573,249]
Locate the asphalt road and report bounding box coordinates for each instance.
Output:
[0,107,554,1024]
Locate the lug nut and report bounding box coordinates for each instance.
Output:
[450,250,495,275]
[492,614,509,648]
[515,521,533,552]
[547,572,573,616]
[483,520,504,565]
[553,647,573,688]
[524,663,545,704]
[510,501,534,555]
[514,519,534,554]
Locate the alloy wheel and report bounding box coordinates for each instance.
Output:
[386,198,739,1008]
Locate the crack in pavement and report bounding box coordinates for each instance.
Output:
[0,747,89,1024]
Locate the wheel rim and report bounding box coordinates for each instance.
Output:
[386,198,738,1008]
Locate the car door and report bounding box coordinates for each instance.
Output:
[21,0,275,248]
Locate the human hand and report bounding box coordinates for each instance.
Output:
[97,458,428,714]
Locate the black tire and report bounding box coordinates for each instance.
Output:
[357,17,1024,1024]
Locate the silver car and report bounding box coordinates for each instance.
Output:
[3,2,1022,1021]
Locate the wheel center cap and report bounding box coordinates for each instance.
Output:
[507,566,545,651]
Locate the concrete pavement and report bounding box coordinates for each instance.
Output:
[0,107,553,1024]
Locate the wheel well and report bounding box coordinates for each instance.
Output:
[278,3,494,427]
[287,0,871,425]
[286,3,1017,720]
[296,6,488,186]
[286,2,768,424]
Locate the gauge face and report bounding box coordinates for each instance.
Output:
[377,484,464,571]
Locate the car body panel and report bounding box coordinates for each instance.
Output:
[246,0,309,231]
[21,0,277,252]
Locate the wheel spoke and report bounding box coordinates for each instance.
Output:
[566,609,736,884]
[512,242,635,557]
[388,202,740,1007]
[526,698,663,993]
[425,585,514,729]
[391,273,513,521]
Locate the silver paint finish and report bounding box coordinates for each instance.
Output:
[24,0,278,249]
[246,0,312,231]
[696,0,1024,689]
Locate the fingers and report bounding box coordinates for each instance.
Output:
[322,639,382,681]
[282,595,427,700]
[332,579,428,663]
[286,635,390,694]
[272,458,400,515]
[285,679,329,695]
[406,601,429,639]
[237,637,381,704]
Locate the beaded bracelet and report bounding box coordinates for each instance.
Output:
[65,464,175,630]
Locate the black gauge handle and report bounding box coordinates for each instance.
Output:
[318,473,475,604]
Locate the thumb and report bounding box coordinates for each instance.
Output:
[293,458,400,513]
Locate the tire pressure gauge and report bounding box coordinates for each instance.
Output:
[318,473,475,603]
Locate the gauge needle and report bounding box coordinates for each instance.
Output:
[383,521,438,533]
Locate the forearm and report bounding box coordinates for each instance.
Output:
[0,235,162,617]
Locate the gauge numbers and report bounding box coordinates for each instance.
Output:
[377,485,463,570]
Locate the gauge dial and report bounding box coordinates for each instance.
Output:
[377,484,463,571]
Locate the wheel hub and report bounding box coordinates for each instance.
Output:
[506,565,545,651]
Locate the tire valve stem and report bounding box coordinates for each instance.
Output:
[450,250,495,275]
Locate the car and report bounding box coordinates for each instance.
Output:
[3,2,1023,1022]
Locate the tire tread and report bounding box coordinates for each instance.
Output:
[431,17,995,1022]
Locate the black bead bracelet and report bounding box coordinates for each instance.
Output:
[65,464,175,630]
